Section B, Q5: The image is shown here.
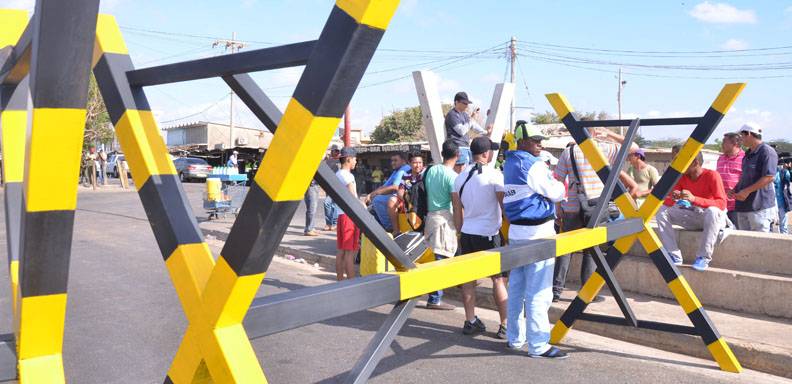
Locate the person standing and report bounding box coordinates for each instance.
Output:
[422,140,461,311]
[98,149,108,185]
[627,149,660,205]
[445,91,492,164]
[452,136,508,338]
[335,147,362,281]
[371,166,384,191]
[303,179,320,237]
[717,132,745,228]
[365,153,411,235]
[503,124,568,358]
[323,145,341,231]
[227,150,239,168]
[729,124,778,232]
[774,161,791,234]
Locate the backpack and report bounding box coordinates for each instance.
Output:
[406,164,435,232]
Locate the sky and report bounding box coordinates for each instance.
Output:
[4,0,792,142]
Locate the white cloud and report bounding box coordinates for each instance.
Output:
[689,2,757,24]
[721,38,748,50]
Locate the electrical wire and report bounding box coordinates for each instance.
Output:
[160,94,230,124]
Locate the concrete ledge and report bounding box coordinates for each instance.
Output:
[568,254,792,319]
[630,227,792,276]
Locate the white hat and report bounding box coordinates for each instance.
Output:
[539,150,558,165]
[739,122,762,136]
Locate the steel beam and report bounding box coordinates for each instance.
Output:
[577,117,701,127]
[127,40,315,87]
[0,20,31,86]
[223,72,416,270]
[0,336,15,381]
[577,313,698,335]
[344,300,418,384]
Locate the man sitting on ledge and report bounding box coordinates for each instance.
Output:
[656,151,727,272]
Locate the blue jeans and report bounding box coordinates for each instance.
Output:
[372,194,394,231]
[427,254,449,304]
[779,206,789,234]
[507,238,555,355]
[323,196,338,227]
[304,184,319,233]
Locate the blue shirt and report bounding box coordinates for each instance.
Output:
[735,143,777,212]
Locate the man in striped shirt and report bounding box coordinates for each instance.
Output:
[717,132,745,229]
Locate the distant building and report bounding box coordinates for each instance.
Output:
[163,121,273,150]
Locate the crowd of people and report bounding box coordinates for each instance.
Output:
[299,89,792,359]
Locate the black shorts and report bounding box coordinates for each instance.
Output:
[459,232,508,278]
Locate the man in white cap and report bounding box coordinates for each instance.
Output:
[729,123,778,232]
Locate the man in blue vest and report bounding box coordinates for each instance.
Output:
[503,122,568,359]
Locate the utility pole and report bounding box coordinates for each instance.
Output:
[509,36,516,130]
[617,67,626,135]
[213,32,245,149]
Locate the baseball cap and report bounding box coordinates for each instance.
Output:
[454,91,471,105]
[739,122,762,136]
[539,150,559,165]
[330,144,340,151]
[340,147,356,157]
[470,136,499,155]
[514,120,548,141]
[632,148,646,160]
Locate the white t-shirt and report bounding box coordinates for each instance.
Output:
[453,163,505,236]
[336,168,356,215]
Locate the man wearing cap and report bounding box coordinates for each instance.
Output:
[227,150,239,168]
[422,140,461,310]
[627,148,660,206]
[335,147,363,281]
[729,123,778,232]
[445,91,492,164]
[503,123,568,359]
[717,132,745,229]
[452,136,508,337]
[323,145,341,231]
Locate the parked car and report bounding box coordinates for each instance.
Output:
[107,153,131,178]
[173,157,213,182]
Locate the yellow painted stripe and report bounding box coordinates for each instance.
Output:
[17,293,68,359]
[637,226,662,253]
[555,227,607,256]
[545,93,574,119]
[614,194,639,218]
[578,272,605,304]
[26,108,86,212]
[668,276,702,314]
[93,14,128,66]
[1,110,27,183]
[18,354,65,384]
[203,324,267,382]
[707,338,743,373]
[0,9,28,46]
[115,109,177,188]
[165,243,216,322]
[637,194,663,223]
[166,326,208,383]
[613,234,637,255]
[202,256,266,328]
[10,260,19,319]
[578,138,608,172]
[670,138,704,174]
[335,0,399,30]
[256,98,340,201]
[550,321,570,344]
[711,83,746,115]
[395,251,501,300]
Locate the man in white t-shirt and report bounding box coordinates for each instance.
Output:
[335,147,362,281]
[452,136,508,338]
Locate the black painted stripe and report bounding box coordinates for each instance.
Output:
[651,167,681,202]
[559,297,587,327]
[564,116,588,144]
[220,182,300,276]
[687,308,720,345]
[137,175,204,259]
[292,6,384,118]
[28,0,100,108]
[94,53,152,123]
[647,249,679,283]
[0,77,28,110]
[19,210,74,297]
[690,107,723,144]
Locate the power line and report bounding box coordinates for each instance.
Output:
[160,94,230,124]
[518,39,792,56]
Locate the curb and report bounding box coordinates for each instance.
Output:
[268,245,792,379]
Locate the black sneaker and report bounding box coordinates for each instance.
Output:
[495,324,507,339]
[552,295,561,303]
[462,317,486,335]
[529,346,568,359]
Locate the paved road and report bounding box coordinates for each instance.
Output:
[0,184,788,383]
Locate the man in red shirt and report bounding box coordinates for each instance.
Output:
[717,132,744,228]
[656,151,727,271]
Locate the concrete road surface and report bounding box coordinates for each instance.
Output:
[0,185,788,383]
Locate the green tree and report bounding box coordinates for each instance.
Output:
[370,104,452,144]
[84,74,113,149]
[532,111,559,124]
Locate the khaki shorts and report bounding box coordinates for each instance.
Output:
[424,210,458,257]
